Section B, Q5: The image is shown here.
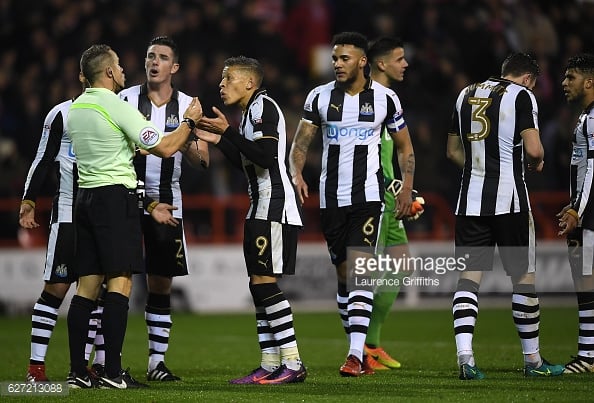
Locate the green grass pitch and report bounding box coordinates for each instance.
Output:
[0,306,591,402]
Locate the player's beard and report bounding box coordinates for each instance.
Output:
[336,71,356,88]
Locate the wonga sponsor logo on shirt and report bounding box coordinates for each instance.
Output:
[325,124,374,141]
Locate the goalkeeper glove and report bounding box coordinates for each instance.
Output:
[385,178,404,198]
[385,179,425,221]
[409,190,425,221]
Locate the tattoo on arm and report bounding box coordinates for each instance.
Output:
[392,128,415,184]
[402,153,415,177]
[397,152,415,188]
[290,121,317,175]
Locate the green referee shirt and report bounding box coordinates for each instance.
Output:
[67,87,162,189]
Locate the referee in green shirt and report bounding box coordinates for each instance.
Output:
[65,44,203,389]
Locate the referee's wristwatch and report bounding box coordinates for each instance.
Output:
[182,117,196,130]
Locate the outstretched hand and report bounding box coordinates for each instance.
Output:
[195,107,231,144]
[183,97,203,124]
[197,106,229,135]
[150,203,179,227]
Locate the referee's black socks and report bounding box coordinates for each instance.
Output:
[102,292,130,378]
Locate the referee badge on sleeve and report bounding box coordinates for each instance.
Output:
[139,127,159,147]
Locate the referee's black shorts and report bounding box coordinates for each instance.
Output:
[455,211,535,277]
[74,185,143,277]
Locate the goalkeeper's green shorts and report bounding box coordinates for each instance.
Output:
[378,209,408,250]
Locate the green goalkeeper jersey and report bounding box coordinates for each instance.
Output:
[381,127,396,211]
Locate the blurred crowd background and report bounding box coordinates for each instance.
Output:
[1,0,593,241]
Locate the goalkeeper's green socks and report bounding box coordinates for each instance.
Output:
[366,289,399,346]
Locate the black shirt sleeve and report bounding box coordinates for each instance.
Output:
[214,133,243,170]
[223,126,277,169]
[22,110,64,202]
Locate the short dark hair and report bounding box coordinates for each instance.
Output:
[566,53,594,78]
[80,44,113,86]
[501,52,540,77]
[149,36,179,63]
[224,56,264,87]
[331,31,369,54]
[367,37,404,64]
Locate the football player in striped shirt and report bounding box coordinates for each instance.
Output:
[119,36,209,382]
[448,52,564,379]
[290,31,410,377]
[558,53,594,373]
[19,74,107,383]
[196,56,306,384]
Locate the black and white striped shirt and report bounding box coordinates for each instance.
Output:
[571,102,594,229]
[303,80,401,208]
[119,84,190,219]
[450,77,538,216]
[22,99,77,224]
[240,89,303,225]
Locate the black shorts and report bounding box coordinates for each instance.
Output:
[455,212,535,276]
[567,227,594,276]
[566,227,582,275]
[43,222,77,283]
[142,215,189,277]
[320,202,382,266]
[243,219,299,277]
[74,185,143,276]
